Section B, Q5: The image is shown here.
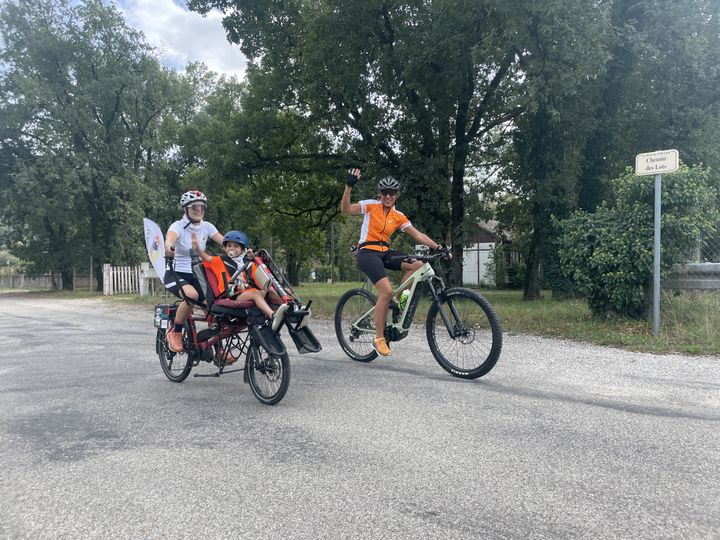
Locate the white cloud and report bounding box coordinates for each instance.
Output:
[113,0,247,78]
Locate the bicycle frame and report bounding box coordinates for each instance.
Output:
[350,258,451,340]
[185,307,252,375]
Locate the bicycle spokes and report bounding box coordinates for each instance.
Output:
[427,288,502,379]
[335,288,379,362]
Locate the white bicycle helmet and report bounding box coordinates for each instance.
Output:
[377,177,401,191]
[180,190,208,208]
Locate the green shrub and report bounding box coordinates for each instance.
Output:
[507,261,527,289]
[558,165,719,319]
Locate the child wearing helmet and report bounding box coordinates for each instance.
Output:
[340,168,449,357]
[191,230,287,326]
[164,190,224,353]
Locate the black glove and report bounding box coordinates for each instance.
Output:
[346,169,359,187]
[437,246,452,260]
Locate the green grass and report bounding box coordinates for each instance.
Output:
[10,282,719,356]
[291,283,720,356]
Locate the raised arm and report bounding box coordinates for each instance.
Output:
[191,233,213,263]
[340,167,363,216]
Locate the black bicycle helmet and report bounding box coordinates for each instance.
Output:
[377,176,401,191]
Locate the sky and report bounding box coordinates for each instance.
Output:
[109,0,248,78]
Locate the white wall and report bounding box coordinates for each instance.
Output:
[415,243,496,286]
[463,243,496,286]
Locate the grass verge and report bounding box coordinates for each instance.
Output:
[15,283,718,356]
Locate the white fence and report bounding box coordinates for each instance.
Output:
[102,263,160,296]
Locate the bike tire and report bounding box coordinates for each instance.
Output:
[426,287,502,379]
[334,288,378,362]
[246,340,290,405]
[157,327,192,382]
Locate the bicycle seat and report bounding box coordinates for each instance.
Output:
[210,298,254,318]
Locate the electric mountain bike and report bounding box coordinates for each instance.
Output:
[334,253,502,379]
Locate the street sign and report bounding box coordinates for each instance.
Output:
[634,149,681,336]
[635,149,679,176]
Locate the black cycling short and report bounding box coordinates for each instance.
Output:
[356,248,406,284]
[163,270,206,303]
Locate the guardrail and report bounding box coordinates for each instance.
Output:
[664,263,720,290]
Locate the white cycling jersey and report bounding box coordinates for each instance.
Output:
[167,215,219,273]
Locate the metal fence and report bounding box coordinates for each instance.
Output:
[0,272,63,290]
[665,230,720,290]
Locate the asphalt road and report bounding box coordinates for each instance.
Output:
[0,294,718,539]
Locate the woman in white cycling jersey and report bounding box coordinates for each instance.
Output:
[340,168,449,357]
[163,190,224,353]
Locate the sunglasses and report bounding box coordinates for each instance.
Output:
[188,204,206,212]
[380,189,398,197]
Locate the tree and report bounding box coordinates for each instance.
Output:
[176,74,343,283]
[187,0,609,284]
[577,0,720,211]
[559,165,719,318]
[495,0,720,299]
[0,0,180,287]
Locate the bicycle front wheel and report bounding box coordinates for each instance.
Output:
[157,327,192,382]
[246,340,290,405]
[334,288,378,362]
[426,288,502,379]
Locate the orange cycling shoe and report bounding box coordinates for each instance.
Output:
[166,329,185,353]
[372,337,391,356]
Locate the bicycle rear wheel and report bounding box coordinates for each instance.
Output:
[246,340,290,405]
[157,327,192,382]
[334,288,378,362]
[426,287,502,379]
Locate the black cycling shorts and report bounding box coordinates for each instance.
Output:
[163,270,206,303]
[356,249,406,284]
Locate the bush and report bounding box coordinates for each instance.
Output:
[558,165,719,319]
[507,261,527,289]
[314,264,339,282]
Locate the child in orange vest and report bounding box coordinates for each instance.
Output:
[191,230,286,324]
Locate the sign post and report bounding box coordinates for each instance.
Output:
[635,149,679,336]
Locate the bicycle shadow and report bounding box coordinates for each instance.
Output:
[338,358,720,422]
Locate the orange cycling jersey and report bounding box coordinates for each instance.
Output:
[358,199,412,252]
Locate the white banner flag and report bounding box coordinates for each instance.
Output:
[143,218,166,281]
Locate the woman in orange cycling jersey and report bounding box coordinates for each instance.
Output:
[341,168,450,357]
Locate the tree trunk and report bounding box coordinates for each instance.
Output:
[450,165,466,287]
[61,269,73,290]
[524,203,545,300]
[95,264,104,292]
[286,251,300,286]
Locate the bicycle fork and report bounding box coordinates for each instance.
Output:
[426,280,461,339]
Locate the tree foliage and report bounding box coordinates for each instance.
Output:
[493,0,720,300]
[0,0,181,286]
[187,0,610,283]
[558,165,719,319]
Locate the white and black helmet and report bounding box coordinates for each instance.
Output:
[377,176,401,191]
[180,190,208,208]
